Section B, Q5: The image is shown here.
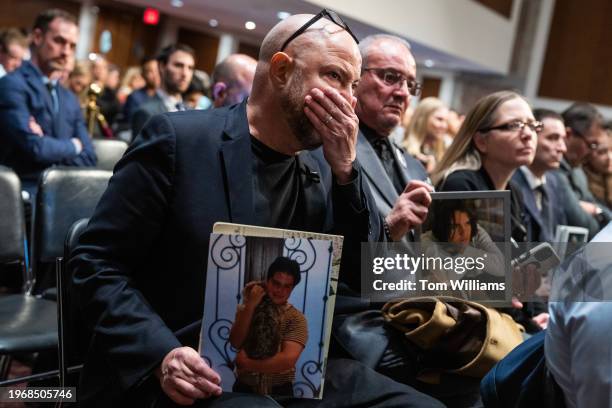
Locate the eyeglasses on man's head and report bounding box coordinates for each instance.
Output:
[280,9,359,52]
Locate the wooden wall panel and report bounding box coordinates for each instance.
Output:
[177,28,219,74]
[92,3,159,70]
[538,0,612,105]
[472,0,514,18]
[420,77,442,100]
[0,0,79,33]
[237,42,260,61]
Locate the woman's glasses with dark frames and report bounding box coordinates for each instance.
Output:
[280,9,359,52]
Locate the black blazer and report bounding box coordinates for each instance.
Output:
[69,101,381,405]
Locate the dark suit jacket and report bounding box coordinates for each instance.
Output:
[70,101,381,405]
[131,97,167,137]
[0,61,96,183]
[511,169,566,242]
[122,87,155,121]
[356,131,428,218]
[551,165,600,238]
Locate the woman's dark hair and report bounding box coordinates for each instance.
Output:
[266,256,301,287]
[431,200,478,242]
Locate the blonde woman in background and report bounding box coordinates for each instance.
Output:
[403,97,450,173]
[117,66,145,104]
[67,60,91,107]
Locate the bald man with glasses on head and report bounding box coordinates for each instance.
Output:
[70,11,443,408]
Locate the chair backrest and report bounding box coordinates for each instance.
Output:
[32,168,111,287]
[0,166,26,265]
[57,218,89,387]
[92,139,128,171]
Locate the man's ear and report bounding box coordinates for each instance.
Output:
[31,28,43,48]
[213,82,227,103]
[473,132,488,154]
[269,52,293,88]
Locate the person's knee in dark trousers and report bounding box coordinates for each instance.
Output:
[278,358,445,408]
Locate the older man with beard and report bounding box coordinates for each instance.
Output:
[70,10,443,408]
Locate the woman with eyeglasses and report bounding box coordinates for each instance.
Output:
[431,90,547,332]
[431,90,540,243]
[403,97,450,174]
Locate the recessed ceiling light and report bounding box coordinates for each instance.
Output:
[209,19,218,27]
[424,59,435,68]
[277,11,291,20]
[245,21,256,30]
[170,0,183,7]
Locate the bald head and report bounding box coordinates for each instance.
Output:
[247,12,361,154]
[259,14,359,62]
[212,53,257,107]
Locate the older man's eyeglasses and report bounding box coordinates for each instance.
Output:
[480,120,543,134]
[363,67,422,96]
[280,9,359,52]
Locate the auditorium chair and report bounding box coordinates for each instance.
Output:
[31,167,112,296]
[92,139,128,171]
[0,166,57,380]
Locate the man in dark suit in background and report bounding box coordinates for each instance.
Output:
[122,56,160,122]
[512,109,569,242]
[71,11,442,408]
[354,34,432,242]
[0,9,96,194]
[131,44,195,136]
[555,102,610,235]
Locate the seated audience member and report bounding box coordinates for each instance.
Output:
[0,9,96,194]
[90,55,120,129]
[70,12,442,407]
[446,108,465,139]
[432,91,537,243]
[546,222,612,408]
[183,74,209,110]
[431,91,547,329]
[556,102,611,229]
[511,109,569,242]
[404,97,450,174]
[211,53,257,108]
[117,66,144,104]
[131,44,195,136]
[122,56,160,121]
[0,28,28,78]
[583,125,612,210]
[67,60,91,106]
[353,34,432,248]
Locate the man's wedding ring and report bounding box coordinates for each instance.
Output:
[324,115,333,125]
